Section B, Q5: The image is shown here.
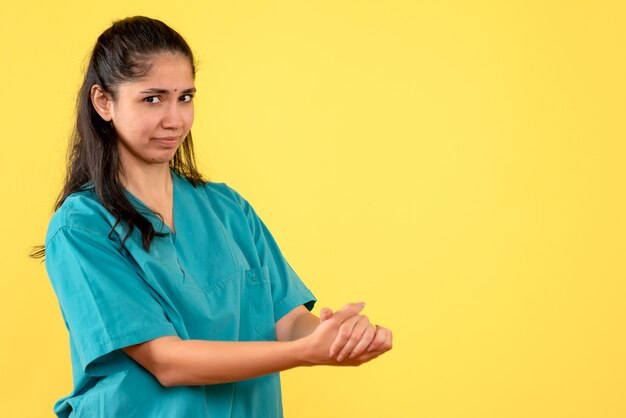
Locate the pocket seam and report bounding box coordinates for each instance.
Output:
[180,269,243,293]
[247,266,275,340]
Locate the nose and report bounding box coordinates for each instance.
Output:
[161,101,185,129]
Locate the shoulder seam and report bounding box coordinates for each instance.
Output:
[45,220,119,245]
[46,224,120,246]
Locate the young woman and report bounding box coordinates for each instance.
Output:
[38,16,392,418]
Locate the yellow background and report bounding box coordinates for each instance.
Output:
[1,1,625,417]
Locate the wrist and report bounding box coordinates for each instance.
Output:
[289,335,316,367]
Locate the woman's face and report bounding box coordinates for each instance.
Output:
[108,53,195,170]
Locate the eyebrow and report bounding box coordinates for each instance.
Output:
[138,87,197,95]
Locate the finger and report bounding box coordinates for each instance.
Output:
[335,316,372,361]
[366,326,388,352]
[344,347,384,366]
[326,302,365,325]
[383,328,393,351]
[370,327,393,354]
[348,324,377,359]
[355,328,393,363]
[319,307,333,322]
[334,317,369,361]
[329,315,361,358]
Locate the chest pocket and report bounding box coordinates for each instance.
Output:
[175,266,277,342]
[245,266,276,341]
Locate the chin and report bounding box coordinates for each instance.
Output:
[149,154,177,164]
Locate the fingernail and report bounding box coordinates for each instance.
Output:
[336,354,344,362]
[329,350,335,357]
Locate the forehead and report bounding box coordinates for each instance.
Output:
[119,53,194,92]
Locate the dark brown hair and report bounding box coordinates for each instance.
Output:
[31,16,205,258]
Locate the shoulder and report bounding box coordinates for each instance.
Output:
[45,187,118,245]
[173,171,250,210]
[204,181,247,206]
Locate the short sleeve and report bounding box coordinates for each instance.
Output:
[45,225,177,376]
[230,189,317,321]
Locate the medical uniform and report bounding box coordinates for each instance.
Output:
[44,169,316,418]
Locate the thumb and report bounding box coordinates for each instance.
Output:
[319,307,333,322]
[327,302,366,324]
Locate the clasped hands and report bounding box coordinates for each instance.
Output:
[304,302,393,366]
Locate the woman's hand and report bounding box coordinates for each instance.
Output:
[298,303,393,367]
[320,304,393,362]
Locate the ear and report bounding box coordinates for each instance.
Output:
[90,84,114,122]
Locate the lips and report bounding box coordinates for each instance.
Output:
[153,136,180,147]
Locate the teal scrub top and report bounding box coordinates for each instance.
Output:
[44,169,316,418]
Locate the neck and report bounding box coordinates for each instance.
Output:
[119,162,173,201]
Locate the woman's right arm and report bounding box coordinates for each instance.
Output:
[122,303,388,387]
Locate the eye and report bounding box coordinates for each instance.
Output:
[143,96,162,104]
[180,94,194,102]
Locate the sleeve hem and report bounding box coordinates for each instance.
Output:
[81,323,178,375]
[274,291,317,323]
